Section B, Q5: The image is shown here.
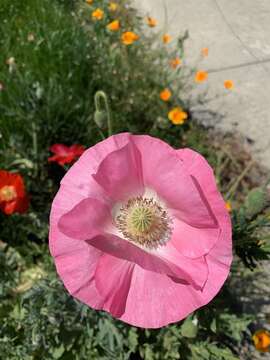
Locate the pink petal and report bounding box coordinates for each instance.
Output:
[177,148,232,266]
[132,135,217,228]
[60,133,132,197]
[57,183,208,289]
[95,254,135,318]
[117,256,227,328]
[86,233,208,290]
[152,241,208,289]
[115,221,231,329]
[92,141,144,202]
[178,148,226,216]
[119,265,200,328]
[119,210,232,328]
[49,186,105,310]
[170,217,221,258]
[58,197,111,240]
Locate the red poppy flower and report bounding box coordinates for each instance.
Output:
[0,170,29,215]
[48,144,85,166]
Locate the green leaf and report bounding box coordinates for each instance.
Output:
[189,343,238,360]
[128,329,138,353]
[245,187,267,218]
[52,344,65,359]
[180,316,198,338]
[210,318,217,333]
[218,313,252,342]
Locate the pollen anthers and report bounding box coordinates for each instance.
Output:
[116,196,172,249]
[0,185,17,202]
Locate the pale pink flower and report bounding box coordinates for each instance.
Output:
[49,133,232,328]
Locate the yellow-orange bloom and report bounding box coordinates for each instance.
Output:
[225,201,232,212]
[147,16,157,27]
[92,8,104,20]
[253,330,270,352]
[224,80,234,90]
[109,2,118,11]
[121,31,139,45]
[160,88,172,102]
[195,70,208,83]
[201,47,209,57]
[163,34,172,44]
[168,107,188,125]
[86,0,93,4]
[107,20,120,31]
[170,57,182,69]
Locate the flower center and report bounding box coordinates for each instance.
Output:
[116,196,172,249]
[0,185,17,202]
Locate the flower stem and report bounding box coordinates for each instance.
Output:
[94,91,113,137]
[226,160,254,200]
[32,121,38,177]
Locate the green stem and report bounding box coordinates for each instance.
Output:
[94,91,113,137]
[32,121,38,177]
[226,160,255,200]
[97,128,106,140]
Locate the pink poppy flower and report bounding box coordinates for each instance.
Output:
[49,133,232,328]
[48,144,85,166]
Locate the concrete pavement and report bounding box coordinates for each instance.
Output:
[133,0,270,169]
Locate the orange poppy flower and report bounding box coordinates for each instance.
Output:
[121,31,139,45]
[86,0,93,4]
[201,47,209,57]
[170,57,182,69]
[147,16,157,27]
[0,170,29,215]
[253,330,270,352]
[224,80,234,90]
[92,8,104,20]
[195,70,208,83]
[163,34,172,44]
[107,20,120,31]
[160,88,172,102]
[168,107,188,125]
[225,201,232,212]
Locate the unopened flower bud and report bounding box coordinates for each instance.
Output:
[94,110,107,129]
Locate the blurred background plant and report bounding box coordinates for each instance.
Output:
[0,0,269,359]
